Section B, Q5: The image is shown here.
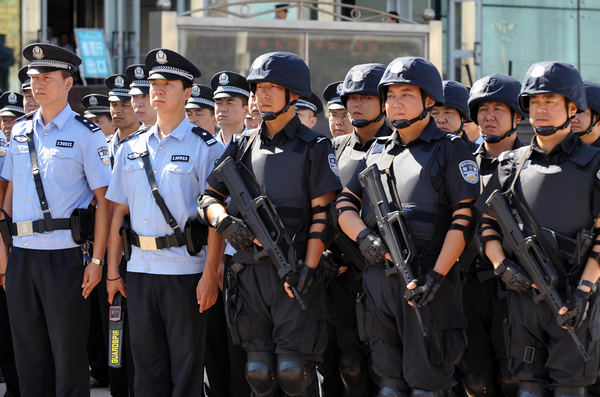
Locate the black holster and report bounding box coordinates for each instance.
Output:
[225,262,244,346]
[120,215,132,261]
[0,209,12,247]
[70,205,96,244]
[184,217,208,256]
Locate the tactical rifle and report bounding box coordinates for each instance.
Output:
[485,190,590,361]
[358,164,427,338]
[213,157,306,310]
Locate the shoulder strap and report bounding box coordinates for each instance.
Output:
[335,134,353,161]
[24,125,52,221]
[508,146,532,193]
[74,114,101,133]
[140,142,184,243]
[238,128,260,161]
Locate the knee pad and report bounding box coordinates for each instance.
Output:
[517,382,549,397]
[277,355,314,397]
[553,386,586,397]
[339,353,367,391]
[378,378,409,397]
[245,352,277,397]
[411,388,450,397]
[462,373,500,396]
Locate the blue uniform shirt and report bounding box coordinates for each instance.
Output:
[106,117,223,275]
[1,104,112,249]
[0,135,8,172]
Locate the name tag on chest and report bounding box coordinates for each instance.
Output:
[171,155,189,162]
[56,140,74,148]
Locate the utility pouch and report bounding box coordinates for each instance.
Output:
[225,262,245,345]
[0,209,12,247]
[70,205,96,244]
[120,215,132,261]
[184,217,208,256]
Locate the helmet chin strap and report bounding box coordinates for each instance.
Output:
[260,88,297,121]
[574,112,599,137]
[389,90,431,130]
[482,111,516,143]
[351,112,385,128]
[451,121,465,137]
[534,100,573,136]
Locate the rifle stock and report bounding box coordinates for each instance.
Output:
[358,164,427,338]
[485,190,590,361]
[214,157,306,310]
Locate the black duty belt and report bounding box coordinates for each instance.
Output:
[130,231,185,251]
[10,218,71,236]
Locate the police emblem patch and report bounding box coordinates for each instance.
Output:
[115,76,125,88]
[134,66,144,79]
[328,153,340,177]
[459,160,479,184]
[0,140,7,157]
[597,169,600,180]
[156,50,168,65]
[97,146,110,166]
[8,93,16,104]
[32,46,44,59]
[191,85,200,96]
[336,83,343,96]
[89,96,98,106]
[530,65,546,78]
[390,61,404,74]
[351,71,364,82]
[219,73,229,86]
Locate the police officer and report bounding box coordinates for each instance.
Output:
[457,74,525,397]
[0,92,24,139]
[572,80,600,147]
[336,57,478,396]
[323,81,353,137]
[18,65,39,114]
[125,63,157,128]
[296,92,323,129]
[325,63,392,397]
[199,51,341,397]
[245,91,262,130]
[212,71,250,147]
[105,74,140,158]
[431,80,478,152]
[186,83,217,134]
[82,94,115,138]
[105,48,223,397]
[0,42,112,396]
[478,62,600,396]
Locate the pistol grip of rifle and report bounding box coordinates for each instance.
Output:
[290,286,307,311]
[532,290,544,303]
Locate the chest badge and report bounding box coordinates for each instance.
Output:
[459,160,479,184]
[56,140,74,148]
[171,154,190,162]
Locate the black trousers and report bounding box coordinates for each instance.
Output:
[0,286,20,396]
[505,289,600,387]
[460,272,513,388]
[127,272,207,397]
[6,247,90,397]
[363,263,466,391]
[236,262,329,361]
[324,269,376,396]
[204,255,251,397]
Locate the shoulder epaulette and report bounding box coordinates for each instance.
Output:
[191,126,217,146]
[444,132,461,141]
[74,114,101,133]
[297,126,327,144]
[121,126,151,144]
[571,140,600,167]
[15,111,35,123]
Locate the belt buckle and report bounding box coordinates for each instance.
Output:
[138,236,158,251]
[16,221,34,236]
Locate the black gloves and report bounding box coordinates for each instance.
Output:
[286,262,316,296]
[413,269,445,307]
[562,288,592,328]
[356,228,388,265]
[215,215,255,251]
[320,250,340,279]
[494,258,531,292]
